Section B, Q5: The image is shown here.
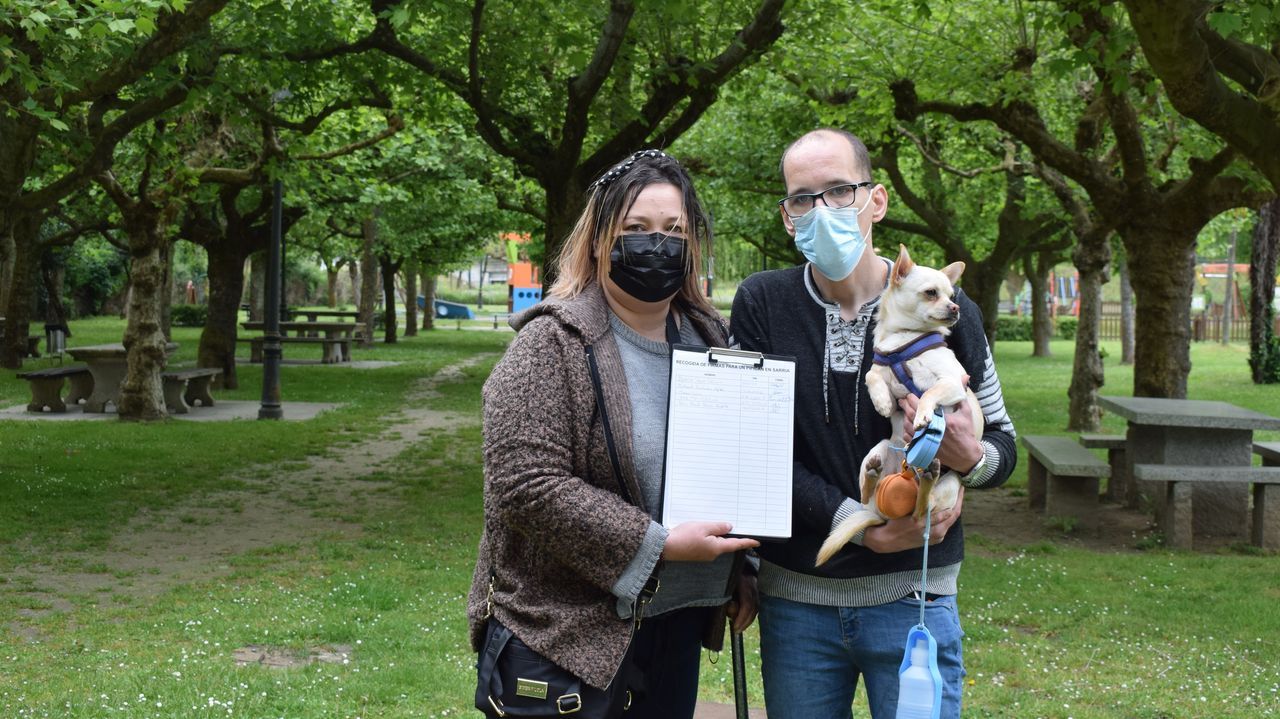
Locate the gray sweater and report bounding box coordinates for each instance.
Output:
[609,313,734,617]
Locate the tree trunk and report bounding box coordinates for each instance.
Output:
[348,261,360,309]
[118,221,171,421]
[1118,255,1135,365]
[40,251,69,326]
[326,265,339,307]
[402,263,418,337]
[0,231,14,314]
[247,251,265,321]
[1,212,40,369]
[1003,270,1025,315]
[1222,227,1238,344]
[379,253,400,344]
[1249,200,1280,383]
[1025,254,1053,357]
[960,261,1003,348]
[198,243,250,389]
[1067,234,1111,431]
[541,182,587,288]
[358,215,378,348]
[1124,229,1196,398]
[159,239,174,341]
[422,272,435,330]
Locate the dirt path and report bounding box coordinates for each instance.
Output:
[6,354,497,633]
[961,484,1161,555]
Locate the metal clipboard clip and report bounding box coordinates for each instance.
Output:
[707,348,765,367]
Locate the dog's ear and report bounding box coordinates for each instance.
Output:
[891,244,914,285]
[941,261,965,285]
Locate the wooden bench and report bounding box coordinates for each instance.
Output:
[1255,442,1280,467]
[1079,433,1133,507]
[1133,464,1280,550]
[1022,434,1111,531]
[160,367,222,414]
[238,336,351,364]
[16,365,93,413]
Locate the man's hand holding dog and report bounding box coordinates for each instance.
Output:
[863,488,965,553]
[899,392,984,476]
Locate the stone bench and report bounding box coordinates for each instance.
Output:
[16,365,93,413]
[238,336,351,364]
[1133,464,1280,550]
[1255,442,1280,467]
[1022,434,1111,531]
[160,367,222,414]
[1078,433,1133,506]
[3,333,43,358]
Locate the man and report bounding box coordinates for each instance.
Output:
[730,128,1017,718]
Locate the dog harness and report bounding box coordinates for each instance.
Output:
[872,332,948,398]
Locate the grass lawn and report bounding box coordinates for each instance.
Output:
[1,322,1278,717]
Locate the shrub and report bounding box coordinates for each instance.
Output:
[1056,317,1078,340]
[995,315,1032,341]
[171,304,208,327]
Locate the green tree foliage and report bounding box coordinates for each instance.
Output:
[59,236,128,317]
[1123,0,1280,191]
[277,0,788,283]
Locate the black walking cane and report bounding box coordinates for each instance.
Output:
[726,551,749,719]
[731,624,748,719]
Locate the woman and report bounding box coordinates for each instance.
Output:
[470,149,758,717]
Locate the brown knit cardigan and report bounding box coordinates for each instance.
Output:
[467,282,729,690]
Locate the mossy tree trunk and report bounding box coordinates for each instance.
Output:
[1024,252,1054,358]
[1,212,40,369]
[1067,232,1111,431]
[378,252,402,344]
[421,273,435,331]
[358,214,378,348]
[118,205,173,421]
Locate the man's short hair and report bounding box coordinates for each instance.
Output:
[779,128,873,183]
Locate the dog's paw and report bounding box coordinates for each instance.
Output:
[866,454,883,477]
[924,459,942,482]
[871,392,895,418]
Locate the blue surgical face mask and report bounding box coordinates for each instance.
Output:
[791,192,874,281]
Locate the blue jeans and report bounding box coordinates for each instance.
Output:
[758,594,965,719]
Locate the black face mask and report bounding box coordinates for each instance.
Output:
[608,232,688,303]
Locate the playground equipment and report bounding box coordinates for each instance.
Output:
[421,297,475,320]
[505,233,542,313]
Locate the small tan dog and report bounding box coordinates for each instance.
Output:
[815,245,982,566]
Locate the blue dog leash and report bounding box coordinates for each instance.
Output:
[894,410,947,719]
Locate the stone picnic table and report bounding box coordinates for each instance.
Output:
[286,309,361,324]
[1098,395,1280,540]
[242,320,363,340]
[66,342,179,413]
[241,321,364,363]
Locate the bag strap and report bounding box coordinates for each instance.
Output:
[584,342,635,506]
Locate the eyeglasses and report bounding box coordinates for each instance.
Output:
[778,182,874,219]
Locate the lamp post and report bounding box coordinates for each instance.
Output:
[259,177,284,420]
[259,87,291,421]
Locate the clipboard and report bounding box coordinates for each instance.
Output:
[658,344,795,540]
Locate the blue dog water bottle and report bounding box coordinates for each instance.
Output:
[896,627,942,719]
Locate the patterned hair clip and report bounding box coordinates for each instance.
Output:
[587,149,671,192]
